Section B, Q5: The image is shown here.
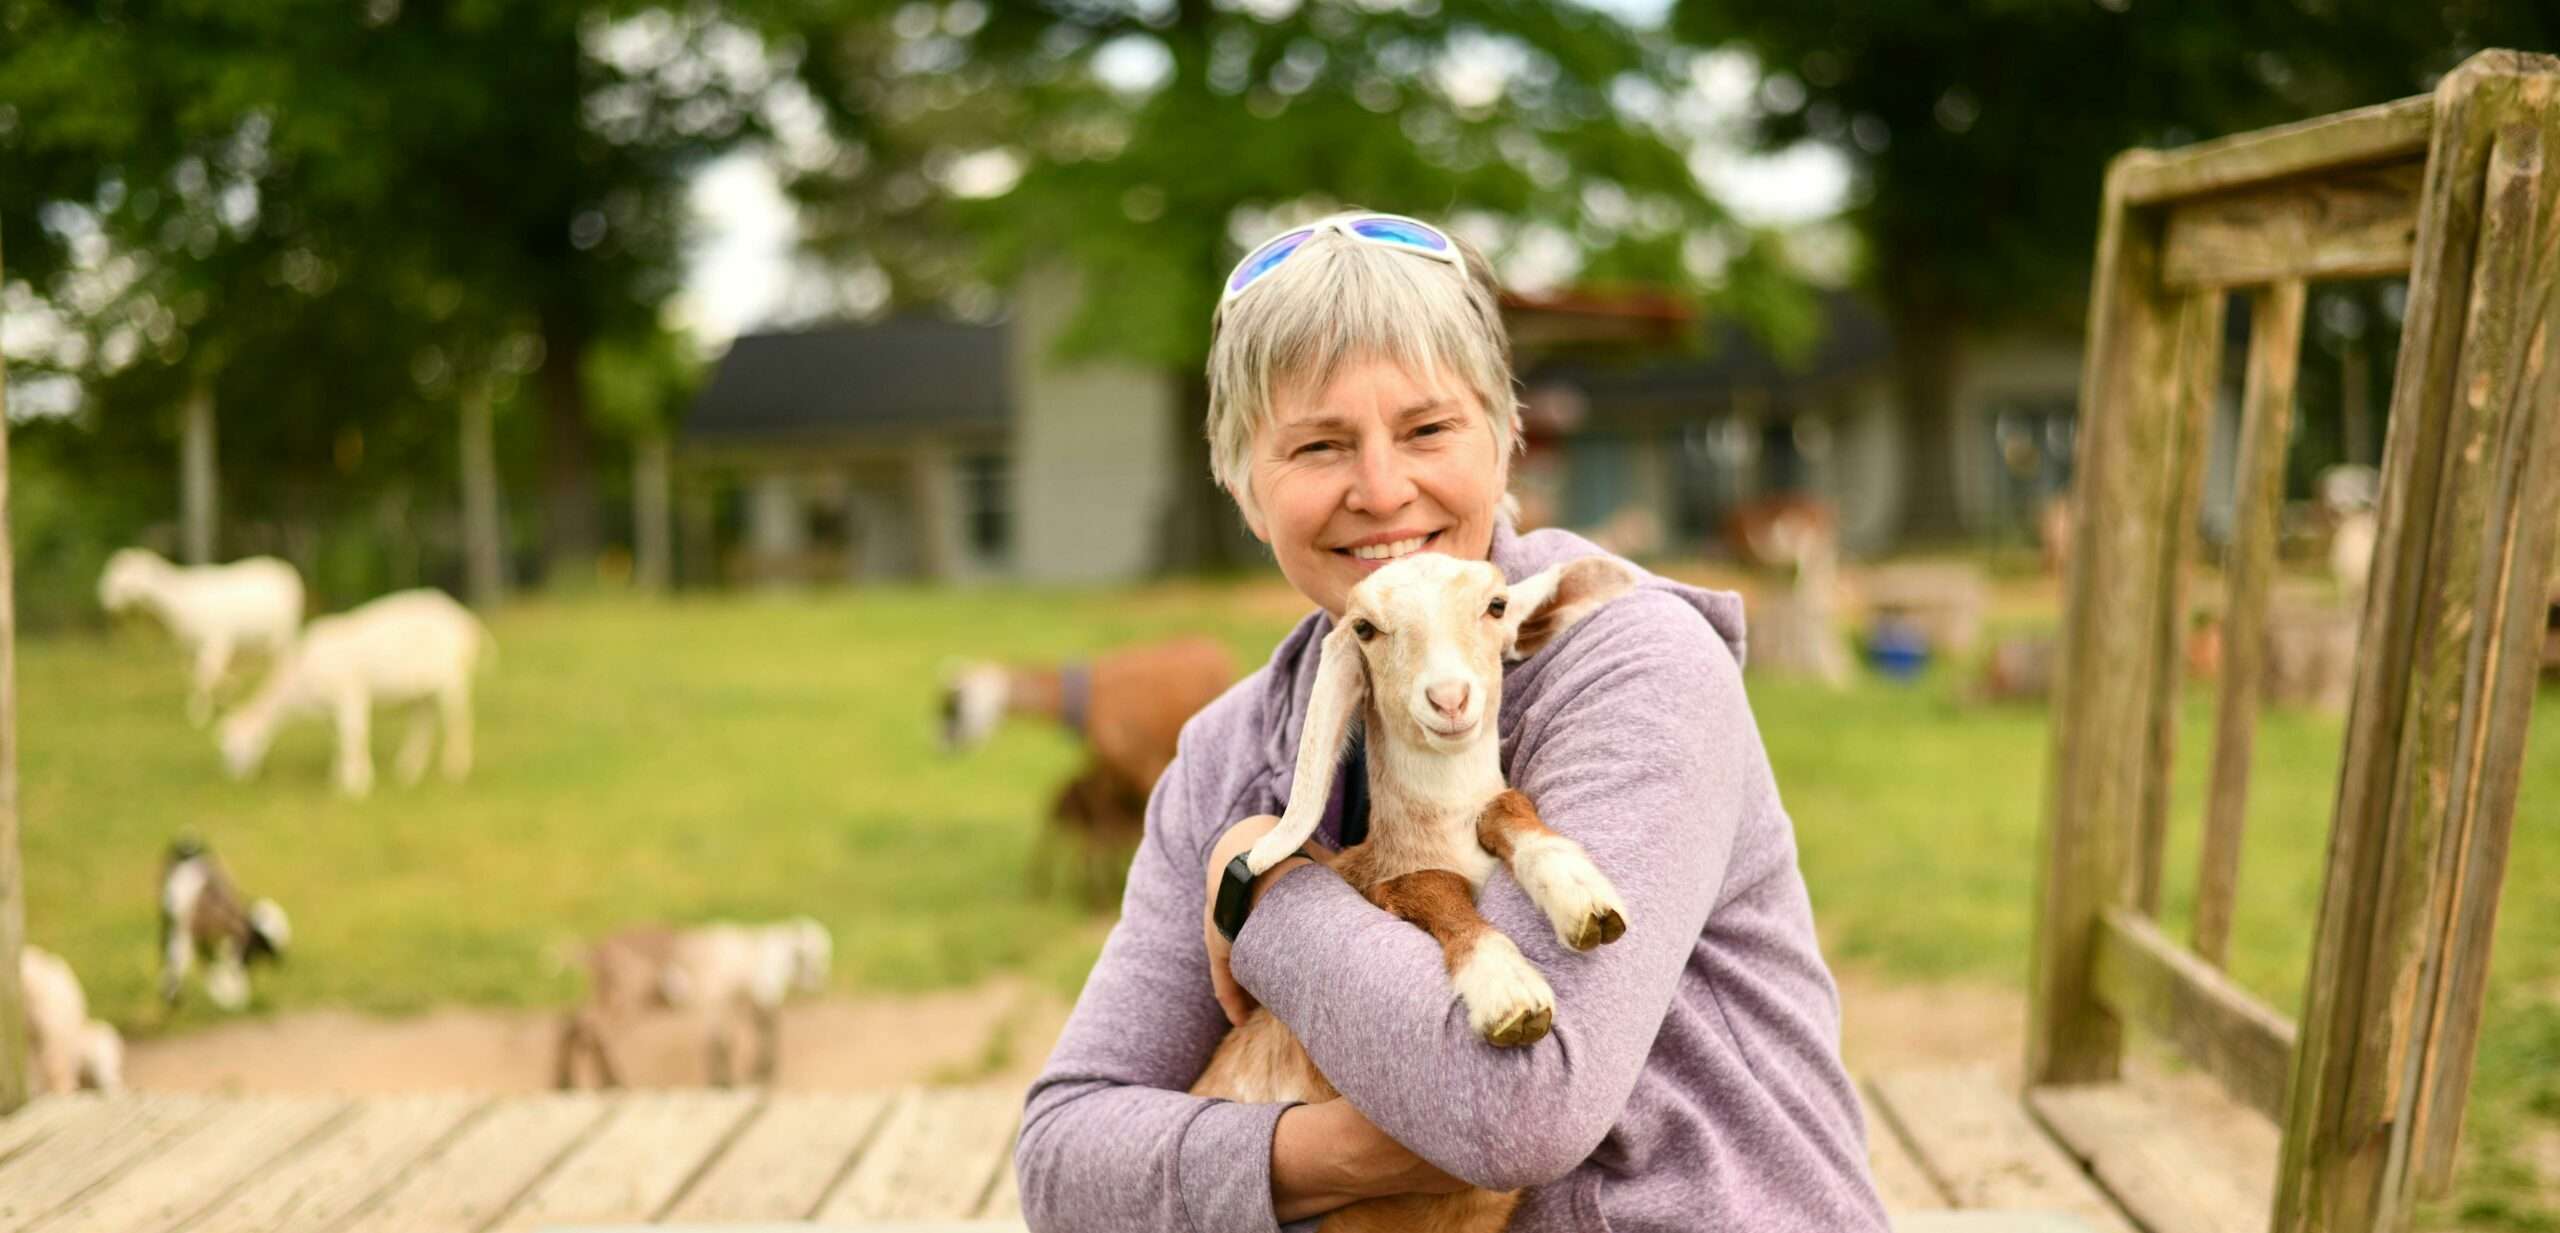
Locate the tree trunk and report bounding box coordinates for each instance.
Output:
[1151,368,1253,574]
[632,434,671,593]
[0,230,28,1112]
[1884,299,1971,545]
[460,385,507,608]
[180,384,218,564]
[537,307,600,580]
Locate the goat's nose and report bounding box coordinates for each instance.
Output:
[1426,682,1470,719]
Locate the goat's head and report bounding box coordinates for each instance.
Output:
[1241,552,1640,875]
[98,548,168,613]
[939,664,1009,752]
[215,710,273,780]
[1335,553,1643,751]
[245,899,291,963]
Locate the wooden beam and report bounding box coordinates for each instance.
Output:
[2276,49,2560,1233]
[2135,289,2226,914]
[0,221,21,1116]
[2161,163,2423,290]
[2091,909,2298,1122]
[185,1094,487,1233]
[2118,95,2434,205]
[2195,280,2307,967]
[2029,152,2181,1089]
[2405,100,2560,1195]
[659,1091,896,1222]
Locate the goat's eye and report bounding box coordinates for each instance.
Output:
[1486,596,1508,619]
[1352,618,1378,642]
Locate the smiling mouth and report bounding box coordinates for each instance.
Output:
[1336,530,1442,564]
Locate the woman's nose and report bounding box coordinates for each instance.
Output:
[1346,445,1417,514]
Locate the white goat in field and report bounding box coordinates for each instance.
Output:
[21,944,124,1093]
[99,548,304,726]
[1193,553,1639,1233]
[556,918,833,1088]
[217,588,492,797]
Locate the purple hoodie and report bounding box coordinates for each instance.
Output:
[1016,524,1889,1232]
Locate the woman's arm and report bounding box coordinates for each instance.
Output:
[1014,723,1295,1233]
[1227,589,1755,1190]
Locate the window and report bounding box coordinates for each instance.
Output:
[958,452,1011,562]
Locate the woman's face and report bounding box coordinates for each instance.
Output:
[1244,357,1507,618]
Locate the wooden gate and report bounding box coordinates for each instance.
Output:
[2029,49,2560,1233]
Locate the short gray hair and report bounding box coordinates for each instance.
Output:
[1205,220,1518,522]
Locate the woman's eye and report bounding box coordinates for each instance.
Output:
[1293,441,1338,457]
[1413,420,1456,439]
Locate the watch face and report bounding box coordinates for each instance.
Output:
[1214,853,1258,941]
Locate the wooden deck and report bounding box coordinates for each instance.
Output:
[0,1068,2239,1232]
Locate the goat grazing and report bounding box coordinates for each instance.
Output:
[217,588,491,797]
[944,636,1237,899]
[160,838,291,1011]
[1192,553,1639,1233]
[21,944,123,1093]
[556,918,832,1088]
[99,548,304,726]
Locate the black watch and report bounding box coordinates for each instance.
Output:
[1213,850,1311,941]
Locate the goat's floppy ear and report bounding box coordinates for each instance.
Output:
[1505,557,1642,662]
[1243,620,1368,875]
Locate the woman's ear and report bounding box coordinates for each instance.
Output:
[1504,557,1641,661]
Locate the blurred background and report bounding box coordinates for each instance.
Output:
[2,1,2556,1228]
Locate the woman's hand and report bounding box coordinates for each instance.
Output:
[1202,814,1319,1027]
[1271,1098,1473,1222]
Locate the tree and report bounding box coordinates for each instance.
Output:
[1670,0,2560,542]
[790,0,1797,570]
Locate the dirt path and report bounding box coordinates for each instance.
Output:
[123,964,2016,1095]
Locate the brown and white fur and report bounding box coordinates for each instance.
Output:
[1191,553,1640,1233]
[556,917,831,1088]
[159,838,291,1011]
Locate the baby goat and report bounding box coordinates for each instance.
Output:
[1192,553,1639,1233]
[218,588,491,797]
[160,838,291,1011]
[556,918,832,1088]
[21,944,123,1093]
[99,548,304,727]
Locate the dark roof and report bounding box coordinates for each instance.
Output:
[1523,290,1893,414]
[684,318,1010,446]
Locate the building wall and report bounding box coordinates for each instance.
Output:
[1006,268,1178,584]
[1949,334,2086,537]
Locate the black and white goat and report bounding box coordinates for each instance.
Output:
[159,838,291,1011]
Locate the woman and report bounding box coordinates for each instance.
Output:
[1015,213,1888,1232]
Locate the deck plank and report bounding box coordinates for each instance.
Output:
[656,1091,894,1223]
[1864,1089,1951,1211]
[0,1095,214,1233]
[2028,1083,2273,1233]
[37,1097,346,1233]
[0,1097,109,1168]
[814,1087,1019,1223]
[1867,1069,2133,1233]
[339,1093,609,1233]
[491,1090,759,1230]
[182,1095,488,1233]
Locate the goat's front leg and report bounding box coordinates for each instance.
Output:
[394,704,436,785]
[1476,790,1628,952]
[1367,870,1554,1047]
[190,636,234,728]
[334,689,375,797]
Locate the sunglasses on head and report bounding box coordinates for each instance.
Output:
[1220,212,1460,307]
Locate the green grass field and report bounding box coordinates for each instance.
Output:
[19,582,2558,1227]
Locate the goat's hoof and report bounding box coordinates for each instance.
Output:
[1567,908,1628,951]
[1486,1006,1553,1047]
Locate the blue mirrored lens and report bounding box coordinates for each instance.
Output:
[1230,230,1313,292]
[1348,217,1450,251]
